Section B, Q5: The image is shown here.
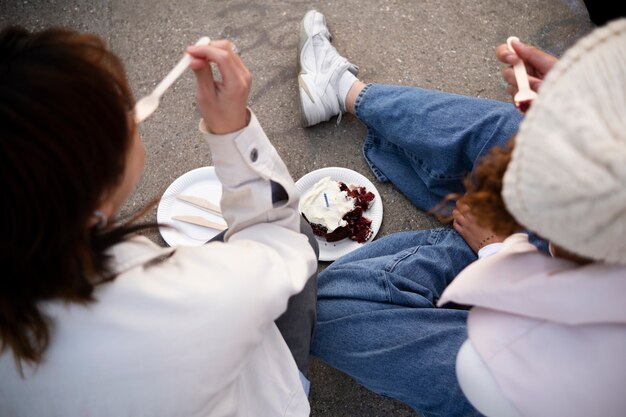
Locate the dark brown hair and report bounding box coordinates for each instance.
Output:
[438,137,522,237]
[0,27,149,369]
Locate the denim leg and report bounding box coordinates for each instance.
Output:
[355,84,522,212]
[311,229,483,417]
[274,218,319,376]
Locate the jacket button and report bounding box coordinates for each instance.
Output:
[250,148,258,162]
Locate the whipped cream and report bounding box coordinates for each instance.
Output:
[299,177,355,233]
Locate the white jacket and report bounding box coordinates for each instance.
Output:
[0,113,317,417]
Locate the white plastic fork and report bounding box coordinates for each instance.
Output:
[134,36,211,123]
[507,36,538,113]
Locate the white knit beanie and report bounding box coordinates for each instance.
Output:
[502,19,626,264]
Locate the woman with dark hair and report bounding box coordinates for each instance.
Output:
[0,27,317,416]
[298,10,626,417]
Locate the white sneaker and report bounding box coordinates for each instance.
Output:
[298,10,358,127]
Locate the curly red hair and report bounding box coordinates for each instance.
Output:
[438,137,521,236]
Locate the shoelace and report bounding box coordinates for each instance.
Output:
[336,98,343,125]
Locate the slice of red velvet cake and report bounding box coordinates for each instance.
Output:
[299,177,375,243]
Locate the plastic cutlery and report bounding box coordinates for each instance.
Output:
[134,36,211,123]
[172,215,227,231]
[176,195,222,215]
[507,36,538,113]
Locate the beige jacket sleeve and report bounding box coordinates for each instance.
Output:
[202,111,302,238]
[196,110,317,324]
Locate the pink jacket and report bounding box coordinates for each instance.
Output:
[439,233,626,417]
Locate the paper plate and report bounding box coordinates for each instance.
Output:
[157,166,226,246]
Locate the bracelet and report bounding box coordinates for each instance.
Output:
[478,235,496,249]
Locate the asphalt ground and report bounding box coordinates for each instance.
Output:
[1,1,593,415]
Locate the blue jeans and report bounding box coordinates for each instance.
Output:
[311,85,523,417]
[359,84,521,212]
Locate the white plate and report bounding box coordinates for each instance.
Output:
[295,167,383,261]
[157,167,226,246]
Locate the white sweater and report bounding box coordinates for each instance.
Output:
[0,113,317,417]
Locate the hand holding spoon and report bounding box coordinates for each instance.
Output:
[134,36,211,123]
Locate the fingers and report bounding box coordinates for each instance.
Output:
[186,40,249,87]
[502,66,516,87]
[502,63,544,98]
[453,220,464,235]
[506,85,517,98]
[503,67,544,96]
[453,201,500,253]
[453,208,461,223]
[495,43,519,66]
[456,202,471,214]
[209,40,246,69]
[511,41,558,76]
[498,43,521,101]
[452,205,467,227]
[528,76,543,92]
[185,39,251,134]
[452,210,463,233]
[498,39,557,101]
[188,53,217,100]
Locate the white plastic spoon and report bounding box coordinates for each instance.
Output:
[506,36,538,113]
[134,36,211,123]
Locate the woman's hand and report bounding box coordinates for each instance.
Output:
[495,39,558,100]
[453,202,507,254]
[187,40,251,134]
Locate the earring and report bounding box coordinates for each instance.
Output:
[94,210,108,229]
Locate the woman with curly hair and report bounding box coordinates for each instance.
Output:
[298,10,626,417]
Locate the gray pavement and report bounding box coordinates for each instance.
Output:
[1,1,593,415]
